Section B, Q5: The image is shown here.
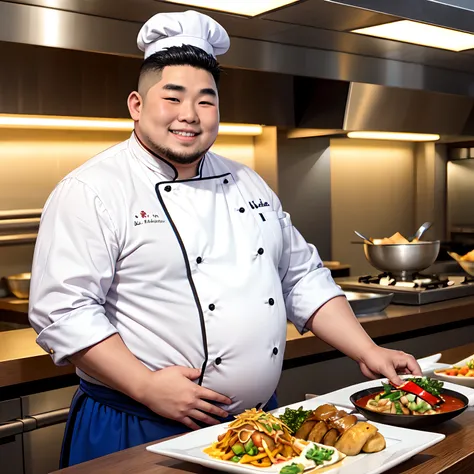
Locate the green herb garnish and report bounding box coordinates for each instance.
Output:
[279,407,312,434]
[280,463,305,474]
[305,445,334,465]
[382,383,392,395]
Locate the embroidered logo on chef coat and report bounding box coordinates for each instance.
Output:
[248,198,270,209]
[134,210,165,226]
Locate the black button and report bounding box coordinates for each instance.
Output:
[196,257,202,264]
[239,207,245,213]
[273,347,278,355]
[257,248,264,255]
[209,304,216,311]
[164,185,172,192]
[215,357,222,365]
[269,298,275,306]
[224,179,229,184]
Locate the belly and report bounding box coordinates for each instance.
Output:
[201,293,287,414]
[202,341,285,414]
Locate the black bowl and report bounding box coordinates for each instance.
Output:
[350,387,469,429]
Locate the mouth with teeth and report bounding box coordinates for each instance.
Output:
[170,130,200,138]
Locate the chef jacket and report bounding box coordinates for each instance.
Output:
[29,132,344,414]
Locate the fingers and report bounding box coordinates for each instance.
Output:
[197,386,232,405]
[388,371,404,386]
[195,399,229,418]
[180,416,201,431]
[361,359,403,385]
[188,409,221,426]
[180,367,202,380]
[403,354,422,376]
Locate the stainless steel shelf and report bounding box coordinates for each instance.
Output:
[0,234,37,247]
[0,209,41,247]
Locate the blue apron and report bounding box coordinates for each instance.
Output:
[60,379,278,468]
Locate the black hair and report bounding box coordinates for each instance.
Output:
[139,44,222,86]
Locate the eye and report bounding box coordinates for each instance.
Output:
[200,101,215,106]
[164,97,180,103]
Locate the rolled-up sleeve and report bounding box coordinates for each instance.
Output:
[277,212,345,334]
[29,178,119,365]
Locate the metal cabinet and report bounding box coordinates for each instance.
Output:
[22,386,77,474]
[0,386,77,474]
[0,398,24,474]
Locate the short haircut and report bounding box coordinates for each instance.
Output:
[138,44,222,94]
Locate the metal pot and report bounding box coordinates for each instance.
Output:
[364,241,440,279]
[5,272,31,299]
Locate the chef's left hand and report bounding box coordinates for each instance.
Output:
[358,345,422,386]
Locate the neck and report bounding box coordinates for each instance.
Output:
[133,128,202,180]
[174,161,200,180]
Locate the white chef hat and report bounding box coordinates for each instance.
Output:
[137,10,230,59]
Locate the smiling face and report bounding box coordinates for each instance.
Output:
[128,65,220,168]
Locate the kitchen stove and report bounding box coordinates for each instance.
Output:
[338,273,474,305]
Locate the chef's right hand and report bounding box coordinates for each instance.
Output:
[140,366,232,430]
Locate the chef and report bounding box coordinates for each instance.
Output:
[28,10,421,468]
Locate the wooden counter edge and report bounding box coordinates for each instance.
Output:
[0,354,75,388]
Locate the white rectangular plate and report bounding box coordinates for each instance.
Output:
[318,376,474,408]
[147,397,445,474]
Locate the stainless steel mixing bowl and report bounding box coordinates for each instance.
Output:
[364,241,440,279]
[5,272,31,299]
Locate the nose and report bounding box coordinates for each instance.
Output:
[178,100,198,123]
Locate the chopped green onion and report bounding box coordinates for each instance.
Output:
[305,445,334,465]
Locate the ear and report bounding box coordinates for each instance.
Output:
[127,91,143,121]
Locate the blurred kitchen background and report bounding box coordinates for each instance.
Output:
[2,1,474,280]
[2,1,474,473]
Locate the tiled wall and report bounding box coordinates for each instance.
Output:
[0,129,255,277]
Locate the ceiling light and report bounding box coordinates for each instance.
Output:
[0,114,263,136]
[163,0,299,17]
[347,131,440,142]
[351,20,474,52]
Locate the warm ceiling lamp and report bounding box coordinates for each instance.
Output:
[347,131,440,142]
[163,0,299,17]
[0,114,263,136]
[351,20,474,52]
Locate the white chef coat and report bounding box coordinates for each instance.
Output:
[29,132,344,414]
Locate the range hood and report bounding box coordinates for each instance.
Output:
[292,77,474,137]
[327,0,474,35]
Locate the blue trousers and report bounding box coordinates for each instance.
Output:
[60,379,278,468]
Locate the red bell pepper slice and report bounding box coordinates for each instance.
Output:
[391,380,443,406]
